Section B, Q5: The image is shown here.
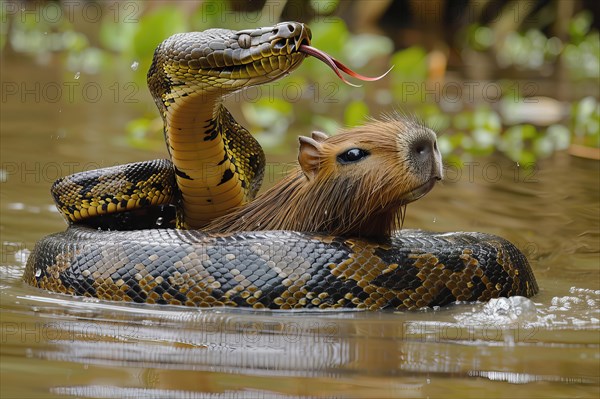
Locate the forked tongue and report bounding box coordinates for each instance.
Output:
[299,45,392,87]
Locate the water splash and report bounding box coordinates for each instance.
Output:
[482,296,538,321]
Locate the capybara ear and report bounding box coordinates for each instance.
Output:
[298,136,322,180]
[311,130,329,142]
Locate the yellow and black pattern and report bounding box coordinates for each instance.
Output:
[24,227,538,310]
[145,23,308,228]
[52,159,175,223]
[212,104,265,199]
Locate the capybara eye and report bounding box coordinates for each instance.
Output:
[337,148,369,164]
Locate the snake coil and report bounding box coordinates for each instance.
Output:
[24,22,538,310]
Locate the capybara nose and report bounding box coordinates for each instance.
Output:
[410,136,443,180]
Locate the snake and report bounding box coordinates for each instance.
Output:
[23,22,538,310]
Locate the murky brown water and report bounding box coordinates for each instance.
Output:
[1,51,599,398]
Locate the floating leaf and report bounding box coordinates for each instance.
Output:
[546,124,571,151]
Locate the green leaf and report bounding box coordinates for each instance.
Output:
[343,34,394,68]
[308,18,348,57]
[533,136,555,157]
[99,17,138,52]
[390,46,427,103]
[343,101,369,127]
[311,115,340,136]
[390,46,427,82]
[132,7,188,61]
[310,0,340,10]
[471,128,496,149]
[569,10,593,43]
[437,135,454,156]
[546,124,571,151]
[453,111,473,130]
[125,117,164,150]
[472,26,494,50]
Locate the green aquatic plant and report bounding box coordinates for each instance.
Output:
[465,10,599,80]
[572,96,600,147]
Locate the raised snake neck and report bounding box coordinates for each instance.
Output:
[147,24,310,229]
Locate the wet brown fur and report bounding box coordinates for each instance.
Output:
[206,117,442,238]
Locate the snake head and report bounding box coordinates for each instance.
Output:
[148,22,389,110]
[148,22,312,104]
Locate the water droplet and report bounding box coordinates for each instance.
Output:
[516,162,520,167]
[35,269,41,277]
[432,217,437,223]
[131,61,139,71]
[74,72,80,80]
[155,217,163,226]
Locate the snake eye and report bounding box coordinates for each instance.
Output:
[238,34,251,49]
[337,148,369,164]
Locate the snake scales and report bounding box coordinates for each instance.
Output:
[23,22,538,310]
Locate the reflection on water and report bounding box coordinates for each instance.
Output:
[1,59,599,399]
[1,275,598,398]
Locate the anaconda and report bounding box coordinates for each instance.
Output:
[23,22,538,310]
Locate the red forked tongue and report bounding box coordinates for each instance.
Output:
[299,44,392,87]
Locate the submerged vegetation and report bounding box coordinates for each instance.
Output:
[2,1,598,164]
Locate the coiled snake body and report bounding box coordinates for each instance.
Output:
[24,22,538,310]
